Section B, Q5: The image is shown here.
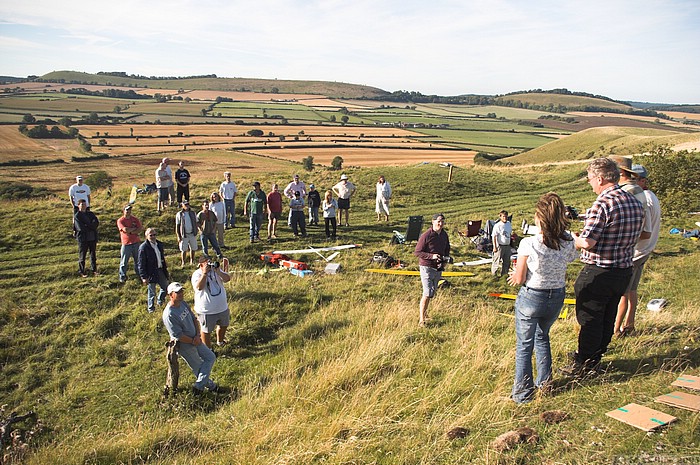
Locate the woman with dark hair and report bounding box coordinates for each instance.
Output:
[507,192,577,404]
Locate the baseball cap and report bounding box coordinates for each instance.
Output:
[631,164,648,179]
[76,175,83,180]
[124,204,132,210]
[340,174,348,180]
[309,184,315,188]
[167,282,183,293]
[432,213,445,221]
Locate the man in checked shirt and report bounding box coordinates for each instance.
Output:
[561,158,643,378]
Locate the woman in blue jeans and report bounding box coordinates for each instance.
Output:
[507,192,578,404]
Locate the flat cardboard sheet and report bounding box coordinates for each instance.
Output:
[606,403,677,431]
[655,391,700,412]
[671,374,700,391]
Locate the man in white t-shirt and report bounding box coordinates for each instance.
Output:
[219,172,238,229]
[491,210,512,277]
[332,174,356,227]
[614,164,661,336]
[191,255,231,348]
[69,175,91,212]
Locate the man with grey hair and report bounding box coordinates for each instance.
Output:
[138,227,170,313]
[614,164,661,336]
[562,158,643,377]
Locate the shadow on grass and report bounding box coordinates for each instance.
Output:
[552,347,700,394]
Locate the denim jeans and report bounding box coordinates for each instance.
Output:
[249,213,263,239]
[512,286,565,403]
[177,341,216,390]
[308,206,319,224]
[224,199,235,227]
[291,210,306,236]
[200,233,222,258]
[147,269,169,313]
[119,242,140,281]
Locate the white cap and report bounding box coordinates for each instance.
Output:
[167,282,183,293]
[340,174,348,180]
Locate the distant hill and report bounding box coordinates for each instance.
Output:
[496,92,631,112]
[37,71,389,99]
[508,126,699,164]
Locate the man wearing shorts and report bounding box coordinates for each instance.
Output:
[191,255,231,348]
[175,201,198,266]
[414,213,451,327]
[332,173,356,227]
[155,159,172,213]
[267,183,283,239]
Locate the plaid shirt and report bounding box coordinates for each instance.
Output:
[580,185,644,268]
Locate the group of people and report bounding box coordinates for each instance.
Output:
[414,157,661,405]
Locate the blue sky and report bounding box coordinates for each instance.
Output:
[1,0,698,103]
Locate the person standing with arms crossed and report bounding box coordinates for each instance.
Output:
[266,183,283,240]
[116,204,142,283]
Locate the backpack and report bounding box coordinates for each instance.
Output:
[371,250,396,268]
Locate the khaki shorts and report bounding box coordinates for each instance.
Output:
[197,308,230,333]
[179,235,198,252]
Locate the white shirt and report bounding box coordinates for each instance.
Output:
[219,181,238,200]
[492,221,512,246]
[376,181,391,200]
[210,201,226,225]
[69,183,91,207]
[634,189,661,260]
[191,268,228,315]
[518,234,578,289]
[284,181,306,199]
[333,181,356,199]
[149,240,163,268]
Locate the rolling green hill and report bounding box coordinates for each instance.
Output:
[38,71,389,99]
[496,93,631,112]
[508,127,700,164]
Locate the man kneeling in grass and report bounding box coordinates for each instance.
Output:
[162,282,221,395]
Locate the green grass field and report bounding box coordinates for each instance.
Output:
[1,158,698,464]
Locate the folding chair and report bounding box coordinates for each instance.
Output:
[391,215,424,244]
[456,219,482,246]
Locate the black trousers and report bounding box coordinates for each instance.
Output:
[574,264,632,364]
[325,217,337,238]
[177,185,190,204]
[78,240,97,274]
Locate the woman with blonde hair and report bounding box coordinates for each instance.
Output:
[322,190,338,239]
[209,191,226,248]
[507,192,577,404]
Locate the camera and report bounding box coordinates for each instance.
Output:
[207,260,220,269]
[441,256,453,264]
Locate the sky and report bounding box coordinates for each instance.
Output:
[1,0,699,104]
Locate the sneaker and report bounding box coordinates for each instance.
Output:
[119,277,127,283]
[147,308,155,314]
[208,383,223,393]
[80,273,88,278]
[192,386,204,396]
[216,340,228,347]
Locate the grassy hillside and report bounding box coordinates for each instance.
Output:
[1,160,699,464]
[496,93,630,112]
[38,71,389,99]
[508,127,700,165]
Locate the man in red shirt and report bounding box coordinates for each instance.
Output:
[266,183,283,240]
[116,204,143,283]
